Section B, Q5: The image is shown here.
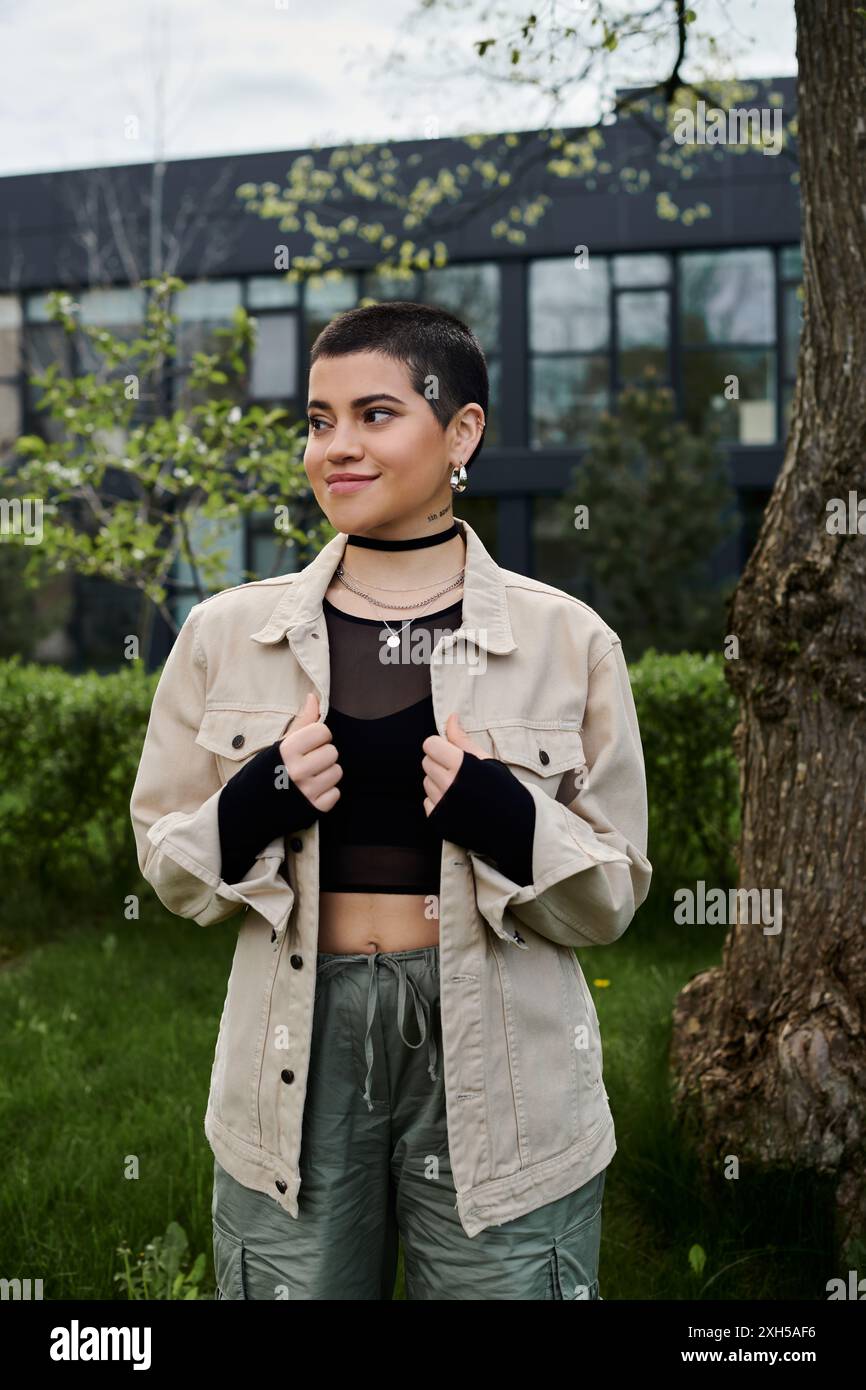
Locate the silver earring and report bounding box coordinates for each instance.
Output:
[450,461,468,493]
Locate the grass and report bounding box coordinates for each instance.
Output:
[0,879,837,1300]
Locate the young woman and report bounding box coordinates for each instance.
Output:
[130,300,652,1300]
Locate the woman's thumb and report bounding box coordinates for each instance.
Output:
[445,711,488,758]
[295,690,320,726]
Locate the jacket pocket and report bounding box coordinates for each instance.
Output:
[213,1217,247,1300]
[487,723,585,785]
[195,707,297,785]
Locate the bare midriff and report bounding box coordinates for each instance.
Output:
[317,891,439,954]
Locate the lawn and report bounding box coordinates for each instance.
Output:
[0,880,835,1300]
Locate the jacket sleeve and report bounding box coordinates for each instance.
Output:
[469,640,651,950]
[218,740,321,884]
[129,604,295,930]
[425,751,536,887]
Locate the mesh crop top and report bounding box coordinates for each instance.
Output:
[217,595,537,893]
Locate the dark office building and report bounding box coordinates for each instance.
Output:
[0,76,801,669]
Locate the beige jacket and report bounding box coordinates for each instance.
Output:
[129,516,651,1238]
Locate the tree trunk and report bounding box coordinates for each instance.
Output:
[669,2,866,1263]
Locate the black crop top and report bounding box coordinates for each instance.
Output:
[217,595,536,893]
[318,596,461,892]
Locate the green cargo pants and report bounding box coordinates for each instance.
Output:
[212,944,607,1300]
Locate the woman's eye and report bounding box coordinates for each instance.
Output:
[307,408,394,432]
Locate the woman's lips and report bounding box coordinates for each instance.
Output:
[326,476,379,495]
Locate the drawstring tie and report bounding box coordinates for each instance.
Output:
[316,952,439,1111]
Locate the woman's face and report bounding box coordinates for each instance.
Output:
[304,349,479,534]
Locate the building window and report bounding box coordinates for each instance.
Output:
[77,286,148,384]
[247,275,299,309]
[529,255,611,446]
[531,354,610,446]
[531,255,609,352]
[679,249,776,444]
[612,254,671,288]
[174,279,243,407]
[78,286,146,325]
[23,292,75,439]
[246,277,300,407]
[613,254,673,395]
[420,263,499,352]
[617,290,670,384]
[248,312,298,401]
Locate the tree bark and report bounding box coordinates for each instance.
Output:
[669,2,866,1263]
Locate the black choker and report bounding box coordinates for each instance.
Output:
[346,521,459,551]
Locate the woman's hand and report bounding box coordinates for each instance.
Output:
[278,692,343,813]
[421,712,490,816]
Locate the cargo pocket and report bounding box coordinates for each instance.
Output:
[548,1204,603,1300]
[213,1217,247,1300]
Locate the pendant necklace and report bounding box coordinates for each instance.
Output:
[334,564,464,648]
[339,520,464,648]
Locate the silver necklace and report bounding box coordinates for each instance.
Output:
[338,562,466,592]
[334,561,464,649]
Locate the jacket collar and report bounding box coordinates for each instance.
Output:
[249,515,517,654]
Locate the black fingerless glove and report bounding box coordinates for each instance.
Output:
[426,751,536,887]
[218,740,321,885]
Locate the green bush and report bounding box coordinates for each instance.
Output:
[630,647,739,894]
[0,648,740,900]
[0,654,154,892]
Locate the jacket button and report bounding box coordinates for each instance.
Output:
[538,748,549,765]
[281,1069,295,1084]
[275,1179,287,1194]
[290,837,303,852]
[290,954,303,969]
[232,734,245,749]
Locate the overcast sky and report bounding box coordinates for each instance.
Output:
[0,0,797,177]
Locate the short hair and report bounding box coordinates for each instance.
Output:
[308,299,488,469]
